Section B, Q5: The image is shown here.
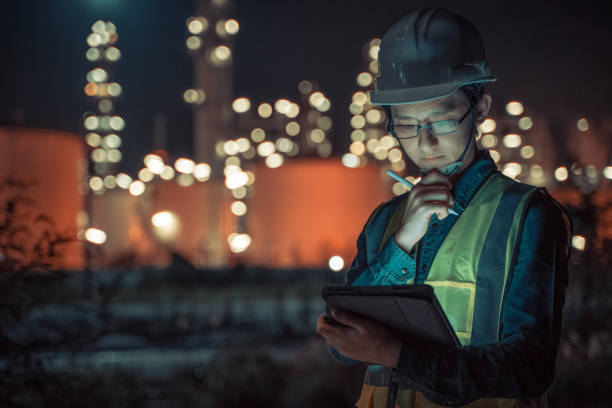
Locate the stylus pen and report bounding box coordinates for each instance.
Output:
[386,170,460,216]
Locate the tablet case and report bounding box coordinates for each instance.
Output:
[322,284,460,347]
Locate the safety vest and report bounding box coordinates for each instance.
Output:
[354,171,548,408]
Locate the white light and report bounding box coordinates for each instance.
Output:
[223,140,240,155]
[187,17,208,34]
[554,166,569,182]
[328,255,344,272]
[572,235,586,251]
[194,163,211,181]
[84,116,99,130]
[505,101,524,116]
[481,134,498,148]
[530,164,544,178]
[341,153,360,168]
[520,145,535,159]
[503,134,522,148]
[89,176,104,191]
[129,180,145,196]
[489,149,501,163]
[265,153,284,168]
[108,82,122,97]
[603,166,612,180]
[257,141,275,157]
[151,211,180,243]
[225,171,248,189]
[116,173,132,189]
[104,134,121,148]
[369,44,380,60]
[356,72,373,87]
[85,132,101,147]
[577,118,589,132]
[518,116,533,130]
[502,162,522,179]
[85,228,107,245]
[479,118,496,133]
[232,97,251,113]
[107,149,122,163]
[138,168,154,182]
[229,233,251,253]
[109,116,125,131]
[177,173,194,187]
[231,201,247,216]
[213,45,231,61]
[144,154,165,174]
[224,164,241,177]
[225,18,239,35]
[174,157,195,174]
[160,165,175,180]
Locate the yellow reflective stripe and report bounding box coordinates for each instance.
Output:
[356,384,417,408]
[355,383,375,408]
[357,383,524,407]
[427,174,509,283]
[424,280,476,344]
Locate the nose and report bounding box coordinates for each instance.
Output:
[417,126,439,153]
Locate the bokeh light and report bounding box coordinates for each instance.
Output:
[328,255,344,271]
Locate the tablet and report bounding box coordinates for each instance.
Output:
[322,284,460,347]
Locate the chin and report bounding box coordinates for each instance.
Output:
[418,156,451,169]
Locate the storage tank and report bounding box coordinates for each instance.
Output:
[0,127,85,270]
[244,157,393,268]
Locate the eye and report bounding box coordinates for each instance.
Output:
[430,120,455,133]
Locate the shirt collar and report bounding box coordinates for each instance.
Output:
[451,149,498,213]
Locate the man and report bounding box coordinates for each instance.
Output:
[316,7,572,408]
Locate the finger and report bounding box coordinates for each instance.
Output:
[412,189,453,207]
[331,308,366,333]
[420,170,452,188]
[419,202,451,220]
[317,316,345,339]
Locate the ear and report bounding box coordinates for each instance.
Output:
[475,93,492,124]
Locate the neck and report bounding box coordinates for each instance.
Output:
[448,145,479,185]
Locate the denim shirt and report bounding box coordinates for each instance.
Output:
[329,149,572,405]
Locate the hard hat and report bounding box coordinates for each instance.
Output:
[370,7,497,105]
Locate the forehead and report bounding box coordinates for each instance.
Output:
[390,91,466,119]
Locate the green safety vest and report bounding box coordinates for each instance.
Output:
[355,171,548,408]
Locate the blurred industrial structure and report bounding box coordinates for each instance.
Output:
[0,0,610,273]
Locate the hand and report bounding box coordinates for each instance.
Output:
[395,169,455,252]
[316,307,402,367]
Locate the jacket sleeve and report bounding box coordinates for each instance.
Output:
[328,200,418,365]
[390,190,572,406]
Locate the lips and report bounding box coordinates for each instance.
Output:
[422,155,444,161]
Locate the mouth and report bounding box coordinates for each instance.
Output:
[422,155,444,162]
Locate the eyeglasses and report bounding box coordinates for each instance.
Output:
[387,105,473,139]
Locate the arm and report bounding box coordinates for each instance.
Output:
[390,190,572,406]
[328,201,418,365]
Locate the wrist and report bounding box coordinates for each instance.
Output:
[394,232,414,254]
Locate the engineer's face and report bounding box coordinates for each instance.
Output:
[390,91,476,171]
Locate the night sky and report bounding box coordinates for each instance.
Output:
[1,0,611,174]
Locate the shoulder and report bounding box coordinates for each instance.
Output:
[364,192,408,227]
[521,187,573,248]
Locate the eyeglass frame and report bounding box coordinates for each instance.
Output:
[386,105,474,139]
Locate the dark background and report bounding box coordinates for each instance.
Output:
[1,0,611,174]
